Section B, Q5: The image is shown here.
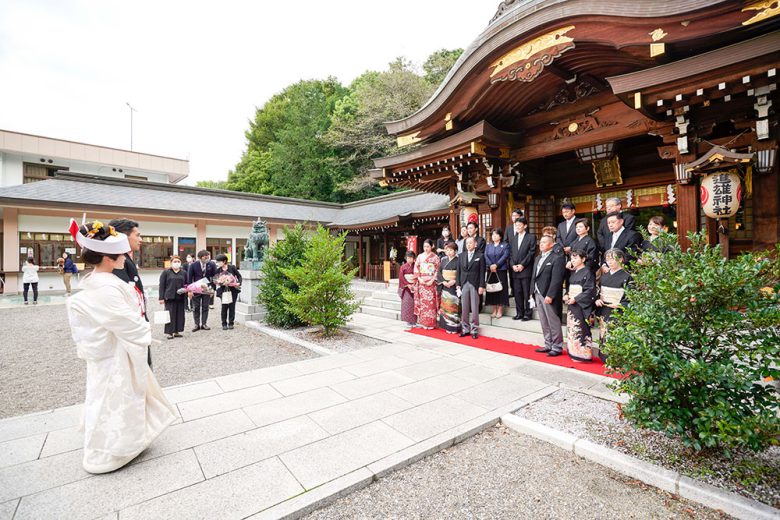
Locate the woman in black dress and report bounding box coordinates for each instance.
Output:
[596,248,631,359]
[563,249,597,362]
[158,255,188,339]
[569,218,599,272]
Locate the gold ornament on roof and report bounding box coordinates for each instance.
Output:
[649,28,667,41]
[742,0,780,25]
[489,26,575,83]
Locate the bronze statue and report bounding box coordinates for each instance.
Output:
[243,219,269,266]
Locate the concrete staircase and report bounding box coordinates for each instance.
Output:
[356,278,603,351]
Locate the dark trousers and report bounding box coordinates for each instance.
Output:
[511,276,531,318]
[221,301,236,326]
[23,282,38,302]
[164,299,186,334]
[192,294,210,326]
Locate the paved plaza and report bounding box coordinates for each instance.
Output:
[0,313,617,519]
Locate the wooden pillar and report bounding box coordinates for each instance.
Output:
[675,182,699,251]
[383,233,388,262]
[448,178,458,234]
[717,219,730,258]
[358,232,363,279]
[2,207,19,294]
[752,166,780,250]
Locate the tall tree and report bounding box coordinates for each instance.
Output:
[423,48,464,87]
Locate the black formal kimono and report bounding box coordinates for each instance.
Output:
[215,264,243,327]
[437,255,460,333]
[596,268,631,358]
[565,267,596,361]
[570,235,599,272]
[159,268,187,335]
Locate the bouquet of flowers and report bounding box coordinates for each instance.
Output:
[214,272,240,288]
[185,277,214,295]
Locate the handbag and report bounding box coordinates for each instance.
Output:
[220,290,233,305]
[485,271,503,293]
[153,310,170,325]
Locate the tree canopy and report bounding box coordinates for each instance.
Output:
[209,49,463,203]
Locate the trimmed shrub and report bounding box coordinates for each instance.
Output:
[258,224,309,328]
[605,233,780,453]
[281,225,359,335]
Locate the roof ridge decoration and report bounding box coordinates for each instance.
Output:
[489,25,575,83]
[489,0,525,25]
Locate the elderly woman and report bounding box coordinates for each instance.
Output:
[66,220,176,474]
[596,248,631,360]
[414,239,441,330]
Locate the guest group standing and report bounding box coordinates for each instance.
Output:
[400,197,663,363]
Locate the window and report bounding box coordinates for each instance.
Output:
[23,163,68,184]
[235,238,247,265]
[479,212,492,239]
[124,175,148,181]
[207,238,232,262]
[138,236,173,268]
[19,232,77,269]
[177,237,196,260]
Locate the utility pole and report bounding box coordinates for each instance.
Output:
[126,102,137,151]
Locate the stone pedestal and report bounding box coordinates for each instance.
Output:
[236,269,266,323]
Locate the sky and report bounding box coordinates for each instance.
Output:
[0,1,498,185]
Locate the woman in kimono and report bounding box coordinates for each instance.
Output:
[563,249,597,362]
[398,251,417,329]
[484,228,510,318]
[569,218,599,272]
[413,239,440,329]
[158,255,188,339]
[66,220,177,474]
[595,248,631,359]
[437,241,460,333]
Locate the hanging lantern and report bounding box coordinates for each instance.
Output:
[700,171,742,218]
[460,206,478,227]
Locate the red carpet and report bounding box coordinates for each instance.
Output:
[408,327,618,379]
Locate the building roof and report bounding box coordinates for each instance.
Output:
[0,172,449,227]
[0,129,190,183]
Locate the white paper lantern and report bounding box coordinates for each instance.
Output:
[700,172,742,218]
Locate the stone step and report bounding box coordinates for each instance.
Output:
[362,297,401,311]
[236,312,267,324]
[235,302,264,314]
[359,305,399,320]
[372,291,399,302]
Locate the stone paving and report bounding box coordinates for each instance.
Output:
[0,313,614,519]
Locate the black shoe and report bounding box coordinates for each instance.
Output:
[459,331,469,337]
[471,333,478,339]
[535,347,551,353]
[228,324,234,329]
[512,315,522,320]
[521,316,532,321]
[173,333,183,338]
[192,326,201,332]
[547,350,562,357]
[201,325,211,331]
[222,325,228,330]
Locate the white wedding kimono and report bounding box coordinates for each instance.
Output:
[67,272,177,474]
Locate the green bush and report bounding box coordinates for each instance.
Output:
[605,233,780,454]
[281,225,359,335]
[258,224,309,328]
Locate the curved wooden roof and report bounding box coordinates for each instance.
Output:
[384,0,767,142]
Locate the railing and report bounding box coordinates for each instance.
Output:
[364,263,399,282]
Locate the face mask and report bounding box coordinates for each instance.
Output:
[171,262,181,268]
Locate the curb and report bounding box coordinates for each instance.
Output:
[252,386,559,520]
[245,321,338,356]
[500,415,780,520]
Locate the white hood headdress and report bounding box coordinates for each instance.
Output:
[68,219,130,255]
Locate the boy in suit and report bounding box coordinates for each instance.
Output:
[509,218,536,321]
[187,249,217,331]
[531,236,566,356]
[456,236,486,339]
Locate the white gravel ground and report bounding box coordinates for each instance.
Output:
[516,389,780,509]
[0,299,317,418]
[287,326,387,353]
[306,424,728,520]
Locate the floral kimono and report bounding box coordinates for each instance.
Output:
[565,267,596,362]
[398,262,417,326]
[413,252,441,329]
[67,272,177,473]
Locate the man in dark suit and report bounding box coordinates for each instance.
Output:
[603,212,642,267]
[456,236,486,339]
[187,249,217,331]
[466,221,486,255]
[108,218,153,369]
[556,203,578,255]
[531,236,566,356]
[597,197,636,250]
[509,218,536,321]
[504,209,524,244]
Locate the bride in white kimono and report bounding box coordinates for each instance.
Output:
[66,220,177,474]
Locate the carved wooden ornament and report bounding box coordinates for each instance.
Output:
[489,26,575,84]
